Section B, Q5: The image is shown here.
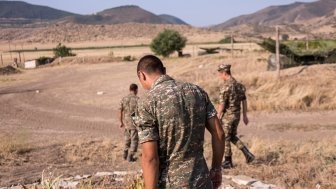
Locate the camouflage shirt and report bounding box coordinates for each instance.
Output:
[219,77,247,119]
[120,93,139,130]
[137,75,216,189]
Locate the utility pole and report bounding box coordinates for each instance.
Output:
[306,33,309,50]
[8,41,12,60]
[276,26,281,79]
[231,32,234,58]
[21,44,25,62]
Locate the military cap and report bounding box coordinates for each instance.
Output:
[218,64,231,72]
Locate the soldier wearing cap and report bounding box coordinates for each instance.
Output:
[119,83,140,162]
[136,55,225,189]
[217,64,255,169]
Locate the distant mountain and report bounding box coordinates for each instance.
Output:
[0,1,77,20]
[0,2,188,26]
[65,5,185,25]
[213,0,336,29]
[159,14,188,25]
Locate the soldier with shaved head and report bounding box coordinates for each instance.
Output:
[136,55,225,189]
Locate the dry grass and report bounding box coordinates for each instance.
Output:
[0,131,31,156]
[166,51,336,112]
[204,137,336,188]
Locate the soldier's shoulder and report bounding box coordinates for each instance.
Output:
[220,82,231,92]
[121,95,129,102]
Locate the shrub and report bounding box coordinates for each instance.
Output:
[150,29,187,57]
[53,43,76,58]
[37,56,54,65]
[219,36,236,44]
[123,55,136,62]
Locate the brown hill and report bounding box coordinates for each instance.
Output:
[213,0,336,29]
[0,23,221,44]
[62,5,187,25]
[0,1,77,20]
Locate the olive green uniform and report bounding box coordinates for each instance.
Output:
[219,77,247,157]
[137,75,217,189]
[120,94,139,159]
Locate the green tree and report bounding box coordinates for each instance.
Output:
[219,36,236,44]
[53,43,75,58]
[150,29,187,57]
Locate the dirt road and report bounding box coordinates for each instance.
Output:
[0,62,335,186]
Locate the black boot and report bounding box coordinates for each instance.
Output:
[222,156,233,169]
[127,154,137,162]
[123,150,128,160]
[241,147,255,163]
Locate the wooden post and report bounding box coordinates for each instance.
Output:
[276,26,280,79]
[306,34,309,50]
[21,44,25,62]
[231,32,234,58]
[8,41,12,60]
[18,52,22,63]
[0,54,3,66]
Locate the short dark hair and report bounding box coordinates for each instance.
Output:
[223,70,231,75]
[129,83,138,91]
[137,55,166,74]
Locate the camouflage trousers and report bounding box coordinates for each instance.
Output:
[124,129,139,156]
[222,116,246,157]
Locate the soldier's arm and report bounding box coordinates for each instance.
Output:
[137,96,160,189]
[142,141,159,189]
[206,116,224,189]
[119,101,124,128]
[217,86,229,119]
[203,90,224,188]
[241,85,249,125]
[206,116,225,169]
[242,100,249,125]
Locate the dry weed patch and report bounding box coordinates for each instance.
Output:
[0,131,31,156]
[207,138,336,188]
[167,52,336,112]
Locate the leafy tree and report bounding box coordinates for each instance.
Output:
[150,29,187,57]
[53,43,75,58]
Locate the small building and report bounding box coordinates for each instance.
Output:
[23,60,38,69]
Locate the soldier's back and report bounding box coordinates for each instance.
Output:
[121,94,139,129]
[222,77,246,116]
[141,75,215,188]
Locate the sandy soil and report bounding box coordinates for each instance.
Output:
[0,61,335,187]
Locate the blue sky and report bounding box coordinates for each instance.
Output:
[21,0,316,26]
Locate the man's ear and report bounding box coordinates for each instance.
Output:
[139,71,146,81]
[163,67,166,75]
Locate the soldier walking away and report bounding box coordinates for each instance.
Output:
[119,84,139,162]
[217,64,255,169]
[136,55,225,189]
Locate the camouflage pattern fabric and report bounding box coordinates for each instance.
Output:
[219,77,247,157]
[124,129,139,156]
[219,77,246,118]
[137,75,216,189]
[222,116,245,156]
[119,94,139,130]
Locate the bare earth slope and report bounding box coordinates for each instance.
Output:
[213,0,336,29]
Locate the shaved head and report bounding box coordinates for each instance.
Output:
[137,55,166,75]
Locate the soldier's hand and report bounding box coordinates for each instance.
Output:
[210,167,222,189]
[243,115,249,125]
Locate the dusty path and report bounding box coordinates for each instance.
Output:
[0,62,335,186]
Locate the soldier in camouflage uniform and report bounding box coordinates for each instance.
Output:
[136,55,225,189]
[217,64,255,169]
[119,83,139,162]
